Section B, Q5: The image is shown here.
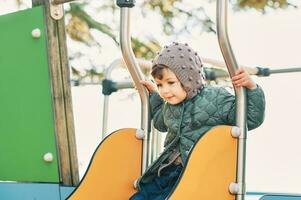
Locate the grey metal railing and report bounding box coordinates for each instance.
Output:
[118,3,151,172]
[217,1,247,200]
[101,58,151,138]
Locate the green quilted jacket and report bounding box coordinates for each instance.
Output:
[137,85,265,189]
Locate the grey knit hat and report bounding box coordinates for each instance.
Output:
[152,42,206,99]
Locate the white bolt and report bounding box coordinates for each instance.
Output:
[54,9,59,16]
[229,182,239,194]
[43,152,54,163]
[32,28,41,38]
[133,179,138,189]
[135,129,145,139]
[231,126,241,138]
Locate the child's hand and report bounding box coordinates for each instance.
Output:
[232,68,257,90]
[140,80,158,93]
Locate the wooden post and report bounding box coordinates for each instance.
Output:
[52,0,75,4]
[32,0,79,186]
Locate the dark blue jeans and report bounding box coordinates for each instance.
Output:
[130,164,183,200]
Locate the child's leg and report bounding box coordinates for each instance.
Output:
[130,164,183,200]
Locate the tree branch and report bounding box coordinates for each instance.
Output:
[69,3,119,45]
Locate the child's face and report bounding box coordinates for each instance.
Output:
[154,68,187,105]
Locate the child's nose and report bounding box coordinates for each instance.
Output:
[160,85,170,94]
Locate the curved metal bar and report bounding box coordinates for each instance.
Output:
[217,1,247,199]
[101,58,151,137]
[120,8,151,172]
[101,59,123,137]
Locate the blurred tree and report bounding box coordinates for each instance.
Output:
[30,0,296,82]
[234,0,296,11]
[65,0,295,49]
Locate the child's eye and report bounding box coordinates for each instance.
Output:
[168,81,175,85]
[156,84,162,88]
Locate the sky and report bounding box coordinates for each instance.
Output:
[1,0,300,196]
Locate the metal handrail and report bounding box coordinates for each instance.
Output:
[269,67,301,74]
[217,1,247,200]
[102,59,125,138]
[203,58,301,76]
[101,58,151,137]
[119,7,151,172]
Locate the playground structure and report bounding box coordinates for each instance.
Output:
[0,0,301,200]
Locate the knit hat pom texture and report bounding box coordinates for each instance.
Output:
[152,42,205,100]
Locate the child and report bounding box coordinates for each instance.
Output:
[130,42,265,200]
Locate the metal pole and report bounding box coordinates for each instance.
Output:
[101,58,151,137]
[203,58,301,76]
[269,67,301,74]
[217,1,247,200]
[119,8,151,172]
[202,57,258,75]
[151,125,158,162]
[102,59,124,137]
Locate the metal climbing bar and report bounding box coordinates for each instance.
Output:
[269,67,301,74]
[101,58,151,137]
[117,0,151,173]
[217,1,247,200]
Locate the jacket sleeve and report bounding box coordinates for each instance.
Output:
[149,92,168,132]
[217,85,266,130]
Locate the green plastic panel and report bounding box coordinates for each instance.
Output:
[0,7,59,182]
